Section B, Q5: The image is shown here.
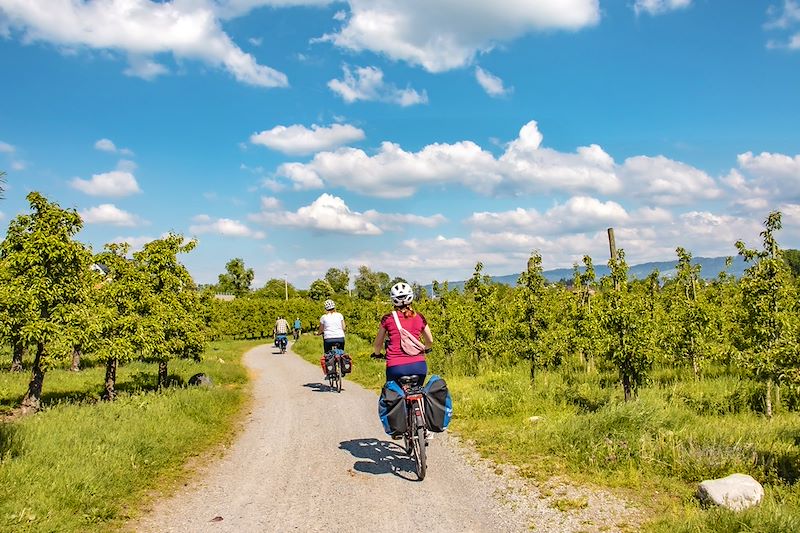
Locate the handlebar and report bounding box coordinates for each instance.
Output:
[370,353,386,360]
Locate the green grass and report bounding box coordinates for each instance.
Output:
[442,364,800,532]
[0,339,262,533]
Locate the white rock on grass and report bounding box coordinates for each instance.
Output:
[696,473,764,511]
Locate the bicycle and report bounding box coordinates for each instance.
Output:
[276,334,288,354]
[323,346,345,393]
[397,374,428,480]
[371,353,429,480]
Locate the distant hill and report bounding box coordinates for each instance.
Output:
[426,256,749,291]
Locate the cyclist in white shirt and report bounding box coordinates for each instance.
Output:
[318,299,346,353]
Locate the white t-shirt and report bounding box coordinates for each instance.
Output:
[320,312,345,339]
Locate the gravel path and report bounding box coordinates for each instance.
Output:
[133,343,640,532]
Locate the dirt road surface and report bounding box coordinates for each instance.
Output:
[134,344,638,532]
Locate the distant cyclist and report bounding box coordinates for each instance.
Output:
[318,299,345,353]
[371,282,433,383]
[293,317,302,339]
[274,315,290,341]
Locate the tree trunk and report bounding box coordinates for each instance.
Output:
[70,347,82,372]
[102,358,118,401]
[158,361,168,389]
[21,342,46,414]
[775,383,781,413]
[529,354,536,382]
[765,378,773,418]
[622,373,632,402]
[10,339,24,372]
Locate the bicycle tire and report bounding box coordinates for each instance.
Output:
[335,369,342,393]
[413,413,427,480]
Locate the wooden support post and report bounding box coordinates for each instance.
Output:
[607,227,617,261]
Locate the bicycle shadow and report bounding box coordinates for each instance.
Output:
[339,438,418,481]
[302,382,338,393]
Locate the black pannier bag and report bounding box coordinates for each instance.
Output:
[378,381,407,435]
[423,375,453,433]
[340,354,353,374]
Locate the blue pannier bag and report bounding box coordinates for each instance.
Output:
[378,380,407,435]
[423,375,452,432]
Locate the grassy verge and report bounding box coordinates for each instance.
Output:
[449,365,800,532]
[0,339,263,533]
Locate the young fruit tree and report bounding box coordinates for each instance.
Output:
[93,243,152,400]
[0,192,92,413]
[136,234,205,389]
[600,249,654,401]
[734,211,799,417]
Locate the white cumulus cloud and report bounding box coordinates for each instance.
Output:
[475,66,511,97]
[0,141,15,153]
[80,204,141,226]
[0,0,288,87]
[249,193,382,235]
[70,170,141,197]
[250,123,365,155]
[328,65,428,106]
[189,215,265,238]
[319,0,600,73]
[633,0,692,16]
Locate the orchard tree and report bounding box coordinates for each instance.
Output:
[325,267,350,294]
[663,247,711,379]
[571,255,601,373]
[93,243,151,400]
[517,252,549,381]
[464,262,496,371]
[137,234,205,388]
[217,257,253,296]
[600,249,653,401]
[0,192,92,413]
[735,211,799,416]
[308,278,334,300]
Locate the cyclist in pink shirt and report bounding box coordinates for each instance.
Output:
[371,282,433,383]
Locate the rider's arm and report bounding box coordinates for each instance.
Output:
[341,317,346,333]
[373,325,387,355]
[317,319,324,335]
[421,324,433,350]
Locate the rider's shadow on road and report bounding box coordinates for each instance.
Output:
[302,382,337,393]
[339,438,417,480]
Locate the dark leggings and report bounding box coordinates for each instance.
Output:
[386,360,428,385]
[324,337,345,353]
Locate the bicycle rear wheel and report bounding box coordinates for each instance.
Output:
[335,369,342,392]
[412,413,427,480]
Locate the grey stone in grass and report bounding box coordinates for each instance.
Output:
[188,373,214,387]
[696,473,763,511]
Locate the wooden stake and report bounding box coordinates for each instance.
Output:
[607,227,617,260]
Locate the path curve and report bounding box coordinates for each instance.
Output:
[133,343,638,532]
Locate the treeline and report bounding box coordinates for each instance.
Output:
[209,212,799,418]
[0,193,204,413]
[4,191,798,420]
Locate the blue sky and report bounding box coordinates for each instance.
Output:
[1,0,799,288]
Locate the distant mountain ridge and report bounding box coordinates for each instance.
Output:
[427,256,748,291]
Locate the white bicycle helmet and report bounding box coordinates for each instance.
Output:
[324,299,336,311]
[390,282,413,306]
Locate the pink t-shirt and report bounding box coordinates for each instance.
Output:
[380,311,428,368]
